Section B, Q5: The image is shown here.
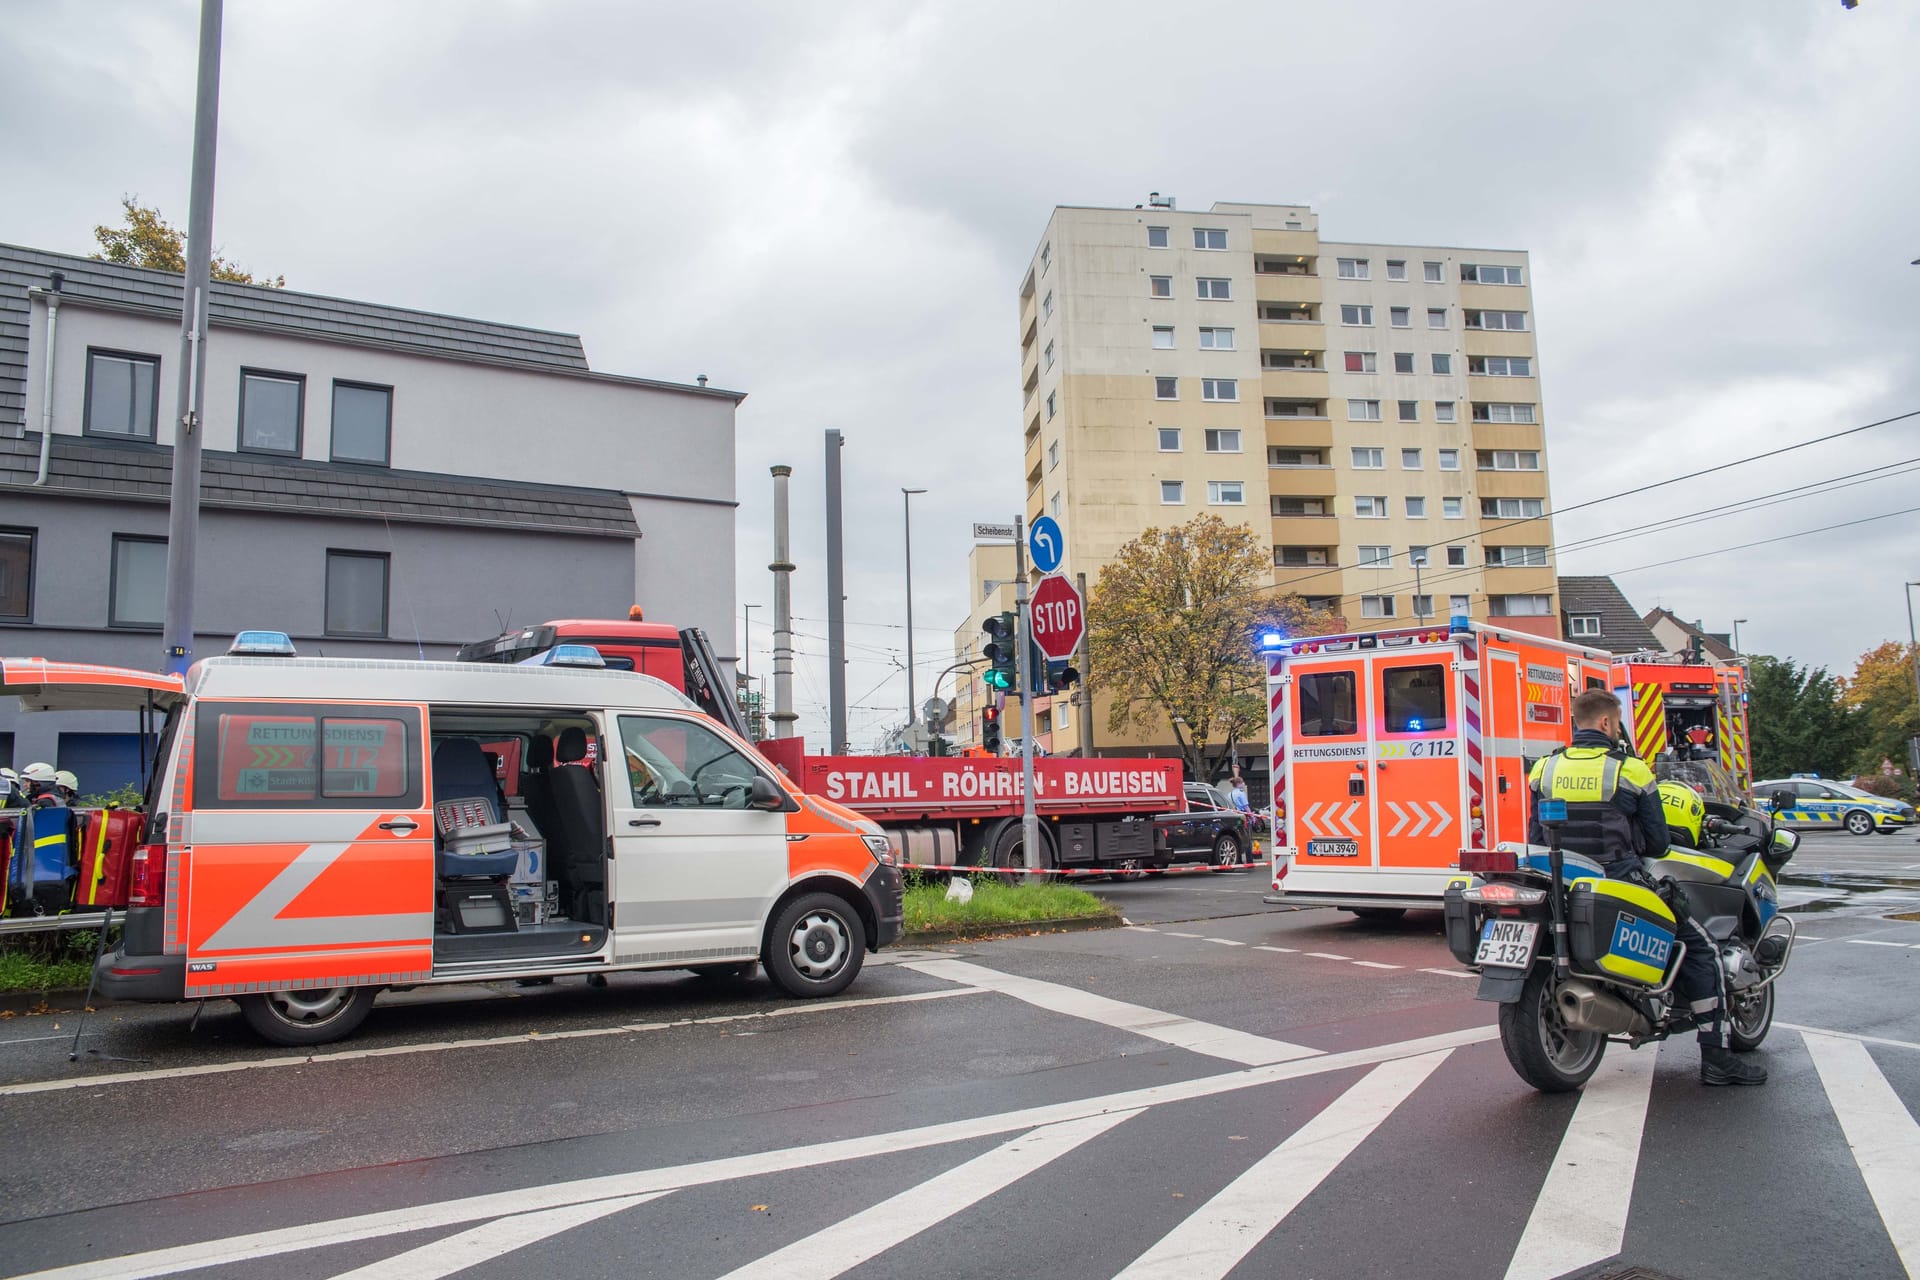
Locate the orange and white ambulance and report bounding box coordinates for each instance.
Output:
[0,635,903,1045]
[1261,619,1613,917]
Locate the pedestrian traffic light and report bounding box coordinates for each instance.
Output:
[1046,661,1081,695]
[981,612,1018,692]
[980,705,1002,753]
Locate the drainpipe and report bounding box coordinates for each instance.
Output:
[32,272,64,485]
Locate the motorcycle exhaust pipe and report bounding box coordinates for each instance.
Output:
[1556,979,1651,1038]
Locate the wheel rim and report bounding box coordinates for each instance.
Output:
[1536,976,1603,1074]
[265,987,352,1026]
[1846,812,1873,835]
[1214,836,1241,866]
[789,910,851,981]
[1729,985,1772,1039]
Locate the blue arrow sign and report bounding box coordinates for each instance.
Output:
[1029,515,1063,574]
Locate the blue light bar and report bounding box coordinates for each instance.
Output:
[1259,632,1286,651]
[518,644,606,669]
[229,630,298,657]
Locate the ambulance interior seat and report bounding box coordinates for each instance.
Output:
[547,727,607,923]
[430,739,519,881]
[519,733,561,848]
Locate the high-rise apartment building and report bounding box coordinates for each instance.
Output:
[1003,198,1559,759]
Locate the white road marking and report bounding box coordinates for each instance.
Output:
[1114,1050,1451,1280]
[1802,1031,1920,1275]
[324,1193,667,1279]
[1503,1044,1658,1280]
[1303,952,1351,961]
[715,1110,1140,1280]
[1351,961,1402,970]
[906,958,1320,1066]
[0,1034,75,1047]
[1201,938,1245,947]
[1419,967,1477,979]
[0,988,988,1098]
[1253,946,1296,953]
[1850,939,1911,948]
[12,1024,1502,1280]
[1164,932,1203,939]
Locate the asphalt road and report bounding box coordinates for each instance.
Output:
[1,863,1915,1280]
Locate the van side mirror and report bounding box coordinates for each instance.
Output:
[749,775,788,811]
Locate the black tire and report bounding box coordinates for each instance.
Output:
[1875,826,1903,836]
[1210,833,1244,869]
[1110,858,1149,882]
[687,961,759,981]
[763,892,867,998]
[990,820,1055,886]
[1351,907,1407,923]
[236,985,379,1046]
[1497,965,1607,1093]
[1843,809,1876,836]
[1727,982,1774,1052]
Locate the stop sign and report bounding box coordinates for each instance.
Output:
[1030,575,1084,660]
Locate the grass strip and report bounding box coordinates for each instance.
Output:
[903,875,1115,934]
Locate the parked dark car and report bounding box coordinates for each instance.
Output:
[1153,782,1252,867]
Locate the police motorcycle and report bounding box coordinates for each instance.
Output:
[1443,778,1799,1092]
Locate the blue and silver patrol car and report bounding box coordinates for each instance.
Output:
[1754,777,1917,836]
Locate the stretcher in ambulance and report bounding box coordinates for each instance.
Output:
[0,636,904,1046]
[1261,620,1612,917]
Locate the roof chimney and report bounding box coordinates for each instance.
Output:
[696,374,709,387]
[49,271,64,293]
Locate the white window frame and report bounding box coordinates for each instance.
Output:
[1155,376,1178,400]
[1044,339,1055,370]
[1401,447,1422,470]
[1193,227,1228,251]
[1351,446,1385,469]
[1048,440,1060,469]
[1358,545,1392,569]
[1361,595,1396,619]
[1443,497,1464,519]
[1150,275,1172,298]
[1355,495,1388,519]
[1152,326,1175,350]
[1423,261,1443,283]
[1046,390,1057,419]
[1405,496,1427,518]
[1450,594,1470,614]
[1344,351,1378,374]
[1160,480,1185,505]
[1198,326,1234,350]
[1204,428,1242,453]
[1386,259,1408,281]
[1336,258,1371,280]
[1208,480,1246,506]
[1487,545,1549,567]
[1490,594,1552,618]
[1465,309,1528,331]
[1477,449,1542,471]
[1438,448,1460,471]
[1435,401,1457,423]
[1347,398,1382,421]
[1341,304,1374,326]
[1147,226,1169,248]
[1569,614,1602,638]
[1431,353,1452,375]
[1389,306,1410,328]
[1397,400,1419,422]
[1042,290,1054,319]
[1408,545,1430,567]
[1427,307,1448,329]
[1393,352,1415,374]
[1197,277,1232,300]
[1411,594,1435,619]
[1158,427,1182,452]
[1446,545,1468,567]
[1473,402,1538,425]
[1201,378,1238,402]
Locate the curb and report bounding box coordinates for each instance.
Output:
[0,988,93,1015]
[901,913,1122,945]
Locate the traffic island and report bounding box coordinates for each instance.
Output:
[901,876,1120,944]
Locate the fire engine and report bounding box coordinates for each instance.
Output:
[1614,656,1751,796]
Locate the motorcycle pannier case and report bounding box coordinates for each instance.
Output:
[1566,879,1677,988]
[1441,880,1479,966]
[73,809,146,909]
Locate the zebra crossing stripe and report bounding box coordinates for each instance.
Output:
[324,1193,667,1280]
[1801,1031,1920,1275]
[1113,1050,1452,1279]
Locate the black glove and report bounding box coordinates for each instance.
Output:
[1655,877,1692,921]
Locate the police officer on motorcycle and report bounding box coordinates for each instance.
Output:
[1528,688,1767,1086]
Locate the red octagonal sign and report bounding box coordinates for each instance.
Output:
[1030,575,1084,660]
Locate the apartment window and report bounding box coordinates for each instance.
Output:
[1269,448,1325,467]
[1401,448,1422,469]
[1047,390,1058,418]
[1405,496,1426,518]
[1198,327,1234,350]
[1443,497,1464,519]
[1392,352,1414,374]
[1262,303,1315,322]
[1273,497,1329,517]
[1042,290,1054,319]
[1463,263,1524,285]
[1483,497,1546,519]
[1336,258,1370,280]
[1057,699,1071,729]
[238,369,305,456]
[1386,259,1408,281]
[1204,428,1242,453]
[1358,545,1392,568]
[1160,480,1185,505]
[1569,614,1602,638]
[1043,340,1056,370]
[1427,307,1448,329]
[1446,545,1467,567]
[1477,449,1542,471]
[1148,226,1170,248]
[0,529,33,620]
[1340,304,1374,326]
[1348,398,1382,421]
[109,535,167,629]
[1450,594,1470,615]
[1344,351,1378,373]
[1155,377,1178,400]
[1431,353,1453,375]
[1389,306,1410,328]
[1397,400,1419,422]
[1435,401,1458,423]
[1351,447,1385,469]
[1040,243,1052,272]
[1193,227,1228,250]
[331,381,393,466]
[1411,594,1435,619]
[1150,275,1172,298]
[1473,402,1538,424]
[1158,428,1182,452]
[1050,492,1062,518]
[1438,448,1460,470]
[1275,546,1331,567]
[1355,495,1388,518]
[1047,440,1060,469]
[83,350,160,441]
[1490,594,1552,617]
[1361,596,1396,619]
[1208,481,1245,506]
[1408,545,1430,567]
[1266,398,1325,418]
[1464,309,1528,331]
[1152,325,1175,349]
[1423,261,1443,283]
[1487,546,1550,567]
[324,549,390,638]
[1201,378,1237,402]
[1469,355,1532,377]
[1262,350,1319,370]
[1197,277,1232,300]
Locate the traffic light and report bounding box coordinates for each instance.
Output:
[980,704,1002,753]
[1046,660,1081,695]
[982,612,1018,692]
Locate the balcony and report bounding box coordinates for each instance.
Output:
[1258,304,1322,326]
[1270,512,1340,543]
[1273,545,1337,569]
[1261,367,1329,401]
[1266,464,1336,496]
[1025,432,1042,477]
[1251,228,1321,260]
[1257,273,1321,306]
[1264,416,1335,450]
[1475,470,1550,500]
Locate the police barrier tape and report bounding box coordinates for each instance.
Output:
[900,860,1265,878]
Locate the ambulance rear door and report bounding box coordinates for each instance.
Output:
[1285,654,1374,869]
[1369,648,1462,872]
[1481,642,1529,848]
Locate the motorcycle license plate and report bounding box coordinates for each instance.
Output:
[1475,920,1539,969]
[1307,839,1359,858]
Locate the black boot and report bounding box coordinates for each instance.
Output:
[1701,1046,1767,1086]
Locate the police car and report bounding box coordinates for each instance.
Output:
[1753,777,1917,836]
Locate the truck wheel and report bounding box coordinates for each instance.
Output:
[990,820,1054,885]
[236,985,378,1046]
[1843,809,1876,836]
[1210,833,1244,869]
[764,893,866,998]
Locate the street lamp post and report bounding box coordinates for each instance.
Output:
[1732,617,1748,659]
[1904,582,1920,725]
[902,488,928,746]
[741,603,757,680]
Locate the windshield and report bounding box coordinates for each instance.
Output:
[1822,781,1878,800]
[1653,759,1743,806]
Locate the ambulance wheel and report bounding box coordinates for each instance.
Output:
[1727,983,1774,1052]
[1210,834,1244,868]
[1843,809,1876,836]
[1351,908,1407,923]
[1498,966,1605,1093]
[237,985,378,1046]
[765,893,866,998]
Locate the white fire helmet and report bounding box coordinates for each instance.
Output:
[20,762,58,785]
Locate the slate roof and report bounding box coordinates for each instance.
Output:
[0,432,638,539]
[1556,576,1662,654]
[1642,607,1738,661]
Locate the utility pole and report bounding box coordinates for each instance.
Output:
[902,487,926,748]
[159,0,223,677]
[1016,516,1039,870]
[825,430,848,753]
[741,603,757,680]
[768,466,796,738]
[1076,569,1095,758]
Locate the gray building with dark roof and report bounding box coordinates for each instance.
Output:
[1556,576,1662,654]
[1,242,743,787]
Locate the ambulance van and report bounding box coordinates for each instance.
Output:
[0,636,903,1045]
[1261,619,1613,917]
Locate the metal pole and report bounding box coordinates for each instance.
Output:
[1076,569,1095,758]
[741,603,757,680]
[902,487,926,747]
[1016,516,1039,869]
[768,466,796,738]
[1732,618,1746,658]
[1904,583,1920,722]
[825,431,848,753]
[159,0,223,677]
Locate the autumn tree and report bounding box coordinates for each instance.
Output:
[1086,513,1337,782]
[1745,654,1860,782]
[1840,640,1920,780]
[93,197,284,287]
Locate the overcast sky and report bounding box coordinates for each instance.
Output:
[8,1,1918,746]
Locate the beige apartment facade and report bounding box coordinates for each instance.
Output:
[994,198,1559,763]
